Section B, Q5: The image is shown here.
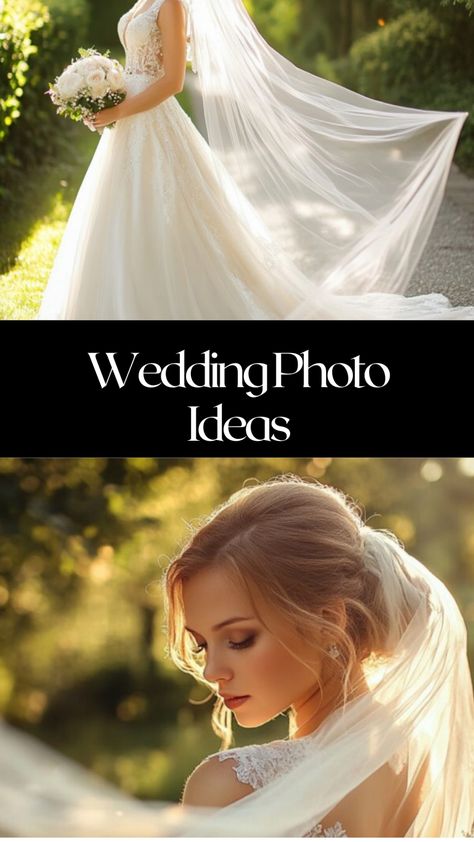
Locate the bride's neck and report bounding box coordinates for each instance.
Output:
[290,663,369,739]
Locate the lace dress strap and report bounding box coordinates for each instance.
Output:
[140,0,166,18]
[153,0,167,14]
[216,739,310,790]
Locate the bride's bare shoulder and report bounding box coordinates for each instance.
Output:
[159,0,186,12]
[182,752,254,808]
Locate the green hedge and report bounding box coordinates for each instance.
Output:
[0,0,90,201]
[337,8,474,172]
[0,0,49,150]
[347,10,467,100]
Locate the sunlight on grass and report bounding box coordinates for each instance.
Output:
[0,194,71,320]
[0,123,98,321]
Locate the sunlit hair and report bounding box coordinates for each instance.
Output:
[163,475,421,749]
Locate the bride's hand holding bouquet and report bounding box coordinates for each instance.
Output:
[47,48,127,133]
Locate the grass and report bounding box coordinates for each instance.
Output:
[0,86,193,321]
[0,125,99,320]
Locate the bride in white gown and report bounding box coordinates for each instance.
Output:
[37,0,474,320]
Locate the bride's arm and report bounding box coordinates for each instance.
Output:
[94,0,187,128]
[182,756,254,808]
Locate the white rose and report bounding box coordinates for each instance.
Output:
[98,56,114,71]
[57,70,83,99]
[62,64,78,79]
[77,57,100,75]
[86,69,108,99]
[108,69,124,93]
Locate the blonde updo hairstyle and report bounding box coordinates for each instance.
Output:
[164,476,421,748]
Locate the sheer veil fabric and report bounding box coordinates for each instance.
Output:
[185,0,474,319]
[36,0,474,320]
[0,530,473,836]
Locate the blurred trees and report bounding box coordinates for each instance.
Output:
[0,457,473,800]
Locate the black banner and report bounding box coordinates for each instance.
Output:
[1,320,471,456]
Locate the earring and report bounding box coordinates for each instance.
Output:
[327,643,341,659]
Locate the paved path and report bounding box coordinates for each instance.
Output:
[408,166,474,306]
[185,72,474,308]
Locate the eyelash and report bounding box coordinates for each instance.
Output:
[192,635,255,655]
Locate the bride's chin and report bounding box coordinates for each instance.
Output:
[233,709,260,728]
[234,715,264,728]
[233,708,277,728]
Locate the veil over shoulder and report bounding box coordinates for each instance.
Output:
[0,532,473,836]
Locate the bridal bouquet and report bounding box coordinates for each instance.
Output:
[47,49,126,129]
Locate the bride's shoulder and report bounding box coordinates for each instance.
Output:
[157,0,187,26]
[182,746,256,807]
[182,738,297,807]
[159,0,186,11]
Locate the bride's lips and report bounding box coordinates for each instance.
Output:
[221,695,251,710]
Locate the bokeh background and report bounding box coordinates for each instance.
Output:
[0,457,473,803]
[1,0,473,318]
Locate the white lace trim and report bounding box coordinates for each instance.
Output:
[217,739,308,790]
[306,821,348,838]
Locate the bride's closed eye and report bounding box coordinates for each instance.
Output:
[192,635,256,655]
[229,635,255,650]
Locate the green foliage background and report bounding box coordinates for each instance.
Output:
[0,0,90,201]
[1,457,473,802]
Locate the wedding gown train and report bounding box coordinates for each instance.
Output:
[37,0,474,320]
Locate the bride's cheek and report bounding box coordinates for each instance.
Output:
[249,642,282,686]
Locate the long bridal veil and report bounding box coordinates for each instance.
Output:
[0,529,473,836]
[185,0,473,319]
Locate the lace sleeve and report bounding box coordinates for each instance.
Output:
[216,739,310,790]
[217,745,267,790]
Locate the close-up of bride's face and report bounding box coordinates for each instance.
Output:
[182,565,325,728]
[1,463,473,838]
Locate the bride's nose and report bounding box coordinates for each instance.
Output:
[203,651,233,684]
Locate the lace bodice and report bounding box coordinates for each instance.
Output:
[211,738,348,837]
[118,0,167,78]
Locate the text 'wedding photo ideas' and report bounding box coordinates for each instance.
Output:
[0,0,473,320]
[0,460,473,837]
[1,319,473,456]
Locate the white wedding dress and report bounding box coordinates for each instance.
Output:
[37,0,474,320]
[38,0,287,320]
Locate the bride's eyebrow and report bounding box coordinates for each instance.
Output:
[185,616,255,635]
